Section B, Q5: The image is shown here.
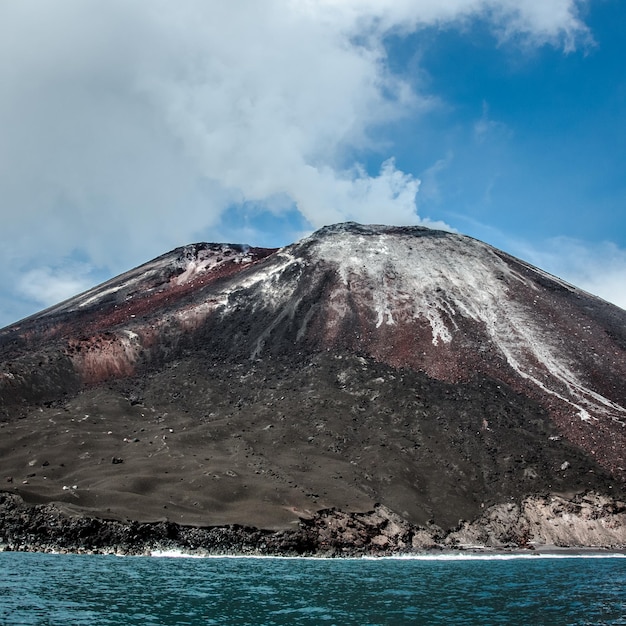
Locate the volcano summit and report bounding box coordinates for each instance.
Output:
[1,223,625,554]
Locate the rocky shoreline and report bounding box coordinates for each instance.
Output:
[2,491,625,557]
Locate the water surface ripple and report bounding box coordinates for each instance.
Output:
[1,553,625,625]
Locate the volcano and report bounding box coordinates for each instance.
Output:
[1,223,625,554]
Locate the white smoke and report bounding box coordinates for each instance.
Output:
[0,0,589,325]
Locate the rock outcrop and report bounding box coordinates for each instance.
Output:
[2,492,624,555]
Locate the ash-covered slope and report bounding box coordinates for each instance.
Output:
[1,223,625,552]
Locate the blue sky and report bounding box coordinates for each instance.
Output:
[1,0,625,328]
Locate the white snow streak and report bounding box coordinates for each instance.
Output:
[220,251,304,307]
[310,230,626,425]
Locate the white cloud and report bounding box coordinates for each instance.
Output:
[0,0,590,326]
[513,237,626,311]
[298,0,588,48]
[17,266,95,309]
[474,101,513,143]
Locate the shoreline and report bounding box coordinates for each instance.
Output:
[2,543,626,560]
[2,491,625,559]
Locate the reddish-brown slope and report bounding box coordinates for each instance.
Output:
[1,223,625,532]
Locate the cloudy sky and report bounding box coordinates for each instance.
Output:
[1,0,625,327]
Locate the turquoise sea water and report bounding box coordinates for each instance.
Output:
[1,552,625,625]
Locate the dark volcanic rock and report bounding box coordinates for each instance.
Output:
[1,222,625,553]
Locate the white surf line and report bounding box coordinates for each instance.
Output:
[144,550,626,560]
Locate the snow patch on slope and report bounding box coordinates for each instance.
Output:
[75,255,176,309]
[58,245,254,311]
[308,229,626,425]
[221,251,304,307]
[173,246,253,286]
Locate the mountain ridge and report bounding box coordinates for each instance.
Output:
[1,222,625,553]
